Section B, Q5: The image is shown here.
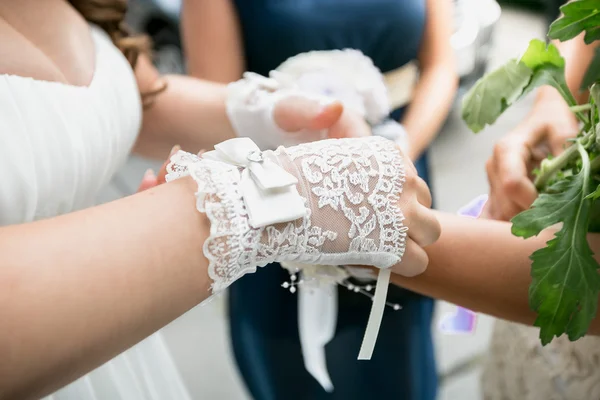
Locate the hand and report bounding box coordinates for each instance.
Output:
[391,150,440,276]
[166,137,440,289]
[485,93,579,221]
[226,72,372,150]
[273,96,371,140]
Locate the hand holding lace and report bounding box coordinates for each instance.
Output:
[166,136,438,292]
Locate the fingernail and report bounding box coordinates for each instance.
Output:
[169,145,181,158]
[143,168,156,180]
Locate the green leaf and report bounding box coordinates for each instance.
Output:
[461,39,579,133]
[580,47,600,91]
[520,39,565,69]
[548,0,600,44]
[512,144,600,344]
[520,40,578,107]
[461,60,532,133]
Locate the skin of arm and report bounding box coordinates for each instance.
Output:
[132,55,354,159]
[132,56,235,159]
[0,178,214,399]
[388,212,600,335]
[400,0,458,160]
[180,0,245,82]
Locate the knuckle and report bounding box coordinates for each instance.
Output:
[404,171,418,188]
[501,176,522,195]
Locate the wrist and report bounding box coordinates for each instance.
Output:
[528,88,577,128]
[534,86,567,107]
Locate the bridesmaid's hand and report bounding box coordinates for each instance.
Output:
[273,96,371,140]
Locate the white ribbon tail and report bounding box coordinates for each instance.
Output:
[298,281,337,392]
[357,268,391,360]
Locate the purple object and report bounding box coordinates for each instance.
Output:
[439,306,477,334]
[457,194,488,218]
[437,194,488,335]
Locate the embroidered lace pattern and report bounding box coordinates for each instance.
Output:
[166,136,406,293]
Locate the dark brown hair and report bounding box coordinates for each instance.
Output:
[68,0,166,107]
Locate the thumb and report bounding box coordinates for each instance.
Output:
[273,96,343,133]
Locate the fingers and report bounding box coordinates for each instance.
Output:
[494,139,537,210]
[403,202,440,248]
[136,169,158,192]
[397,161,439,249]
[328,109,371,139]
[391,238,429,277]
[273,96,344,133]
[486,136,538,220]
[413,174,432,209]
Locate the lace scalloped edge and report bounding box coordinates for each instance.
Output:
[165,152,256,293]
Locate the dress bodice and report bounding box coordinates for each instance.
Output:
[0,25,141,226]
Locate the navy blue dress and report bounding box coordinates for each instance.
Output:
[228,1,436,399]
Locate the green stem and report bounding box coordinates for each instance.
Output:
[570,104,593,113]
[534,144,579,190]
[557,82,589,125]
[535,126,598,190]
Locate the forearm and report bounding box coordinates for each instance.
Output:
[389,212,600,334]
[0,178,211,399]
[401,65,458,160]
[134,75,235,159]
[180,0,244,82]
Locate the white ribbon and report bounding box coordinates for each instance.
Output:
[295,266,390,391]
[358,268,391,359]
[202,138,306,228]
[299,281,337,392]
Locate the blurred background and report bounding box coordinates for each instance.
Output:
[98,1,556,398]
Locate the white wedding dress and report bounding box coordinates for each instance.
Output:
[482,319,600,400]
[0,24,191,400]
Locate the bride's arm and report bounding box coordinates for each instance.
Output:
[132,57,235,159]
[0,178,212,399]
[389,212,600,334]
[131,57,346,159]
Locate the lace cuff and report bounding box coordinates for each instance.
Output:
[166,136,407,292]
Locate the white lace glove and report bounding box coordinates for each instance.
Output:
[166,136,408,291]
[226,72,332,150]
[226,49,410,152]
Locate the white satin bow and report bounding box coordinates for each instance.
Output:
[202,137,306,228]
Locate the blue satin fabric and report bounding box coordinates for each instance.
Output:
[227,1,437,398]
